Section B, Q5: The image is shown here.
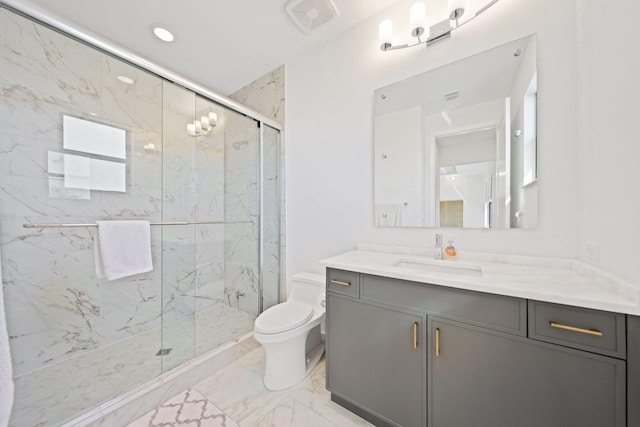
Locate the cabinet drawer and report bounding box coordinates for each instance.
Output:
[362,274,526,336]
[327,268,359,298]
[528,301,626,358]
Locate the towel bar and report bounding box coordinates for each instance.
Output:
[22,220,252,228]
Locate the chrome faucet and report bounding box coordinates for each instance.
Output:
[434,234,443,260]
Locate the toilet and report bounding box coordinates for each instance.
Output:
[253,272,326,390]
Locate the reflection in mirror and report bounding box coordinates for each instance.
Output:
[63,115,126,159]
[374,34,538,229]
[57,115,128,197]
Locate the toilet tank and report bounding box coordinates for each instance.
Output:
[288,272,326,307]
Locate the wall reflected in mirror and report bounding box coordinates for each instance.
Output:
[374,34,538,229]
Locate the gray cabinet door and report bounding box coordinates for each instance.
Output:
[327,293,426,427]
[429,318,626,427]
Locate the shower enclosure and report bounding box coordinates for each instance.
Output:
[0,6,280,426]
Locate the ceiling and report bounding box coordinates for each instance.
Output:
[24,0,400,95]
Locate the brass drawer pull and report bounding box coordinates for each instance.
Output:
[435,328,440,357]
[549,321,603,337]
[413,322,418,349]
[330,279,351,287]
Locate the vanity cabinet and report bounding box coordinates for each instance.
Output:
[326,292,425,427]
[326,269,635,427]
[429,318,625,427]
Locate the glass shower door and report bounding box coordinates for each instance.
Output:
[193,95,259,357]
[262,124,281,311]
[161,82,197,370]
[160,84,262,368]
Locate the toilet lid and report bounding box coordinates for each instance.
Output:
[254,302,313,334]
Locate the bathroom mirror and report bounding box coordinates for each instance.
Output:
[374,34,538,229]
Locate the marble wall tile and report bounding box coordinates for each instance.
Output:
[195,224,225,313]
[0,8,165,378]
[222,110,260,316]
[100,55,163,133]
[0,11,102,141]
[224,222,259,316]
[1,223,164,375]
[0,133,61,179]
[230,65,285,302]
[129,130,163,189]
[262,127,281,309]
[160,227,196,324]
[229,65,285,126]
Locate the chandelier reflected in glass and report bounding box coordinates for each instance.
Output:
[187,112,218,136]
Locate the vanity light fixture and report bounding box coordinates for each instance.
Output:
[187,112,218,136]
[153,26,175,42]
[379,0,500,51]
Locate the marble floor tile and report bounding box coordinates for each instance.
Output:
[194,360,288,424]
[128,388,238,427]
[189,348,372,427]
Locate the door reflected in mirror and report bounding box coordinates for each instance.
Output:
[374,34,538,229]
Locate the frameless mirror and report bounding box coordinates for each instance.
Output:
[374,34,538,229]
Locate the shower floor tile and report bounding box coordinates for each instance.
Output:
[129,347,373,427]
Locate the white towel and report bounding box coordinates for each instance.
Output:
[375,203,404,226]
[0,257,14,427]
[94,220,153,281]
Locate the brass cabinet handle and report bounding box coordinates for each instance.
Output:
[435,328,440,357]
[330,279,351,287]
[413,322,418,349]
[549,321,603,337]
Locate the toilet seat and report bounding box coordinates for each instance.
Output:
[254,302,313,334]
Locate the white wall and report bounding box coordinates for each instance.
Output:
[286,0,581,277]
[576,0,640,284]
[375,106,424,225]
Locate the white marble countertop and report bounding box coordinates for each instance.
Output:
[320,244,640,316]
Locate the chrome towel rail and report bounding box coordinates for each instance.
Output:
[23,220,252,229]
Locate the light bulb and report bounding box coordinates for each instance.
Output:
[379,19,393,51]
[208,112,218,127]
[201,116,210,130]
[409,2,426,38]
[187,123,196,136]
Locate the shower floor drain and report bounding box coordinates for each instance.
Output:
[155,348,172,356]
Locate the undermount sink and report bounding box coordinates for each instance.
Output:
[392,258,483,277]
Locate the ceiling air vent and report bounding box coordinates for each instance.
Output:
[444,91,459,101]
[285,0,340,34]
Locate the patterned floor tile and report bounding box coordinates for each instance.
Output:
[128,389,238,427]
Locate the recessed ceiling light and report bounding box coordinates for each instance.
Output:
[117,75,135,84]
[153,27,174,42]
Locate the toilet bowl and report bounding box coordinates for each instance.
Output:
[253,272,326,390]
